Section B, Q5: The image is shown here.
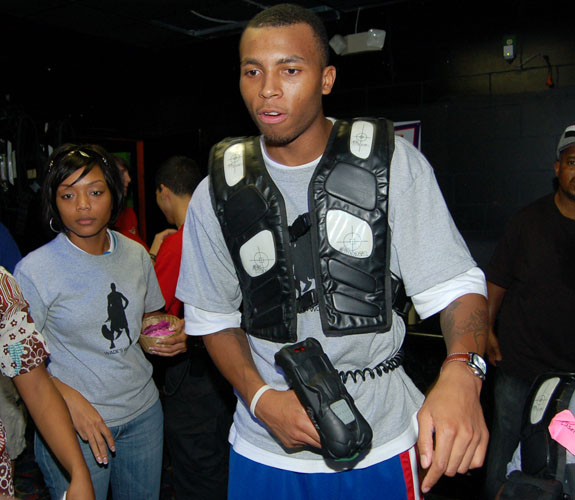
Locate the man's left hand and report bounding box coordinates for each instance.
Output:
[417,361,488,493]
[150,318,188,356]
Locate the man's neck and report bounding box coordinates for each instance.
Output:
[264,116,333,166]
[174,196,192,229]
[554,191,575,220]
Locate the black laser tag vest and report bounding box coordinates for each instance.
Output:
[209,118,395,343]
[519,372,575,495]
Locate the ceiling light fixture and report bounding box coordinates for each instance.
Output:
[329,29,386,56]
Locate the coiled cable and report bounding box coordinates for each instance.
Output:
[339,349,404,384]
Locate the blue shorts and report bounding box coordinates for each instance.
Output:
[228,446,421,500]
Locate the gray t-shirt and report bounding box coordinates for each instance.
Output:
[177,135,477,471]
[15,231,164,426]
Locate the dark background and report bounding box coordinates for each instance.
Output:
[1,2,574,498]
[1,0,574,260]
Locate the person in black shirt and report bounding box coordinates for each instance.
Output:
[484,124,575,499]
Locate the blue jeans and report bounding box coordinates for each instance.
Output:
[483,369,532,499]
[35,399,163,500]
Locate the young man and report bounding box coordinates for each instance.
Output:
[177,4,489,498]
[149,156,201,317]
[483,125,575,498]
[150,156,235,499]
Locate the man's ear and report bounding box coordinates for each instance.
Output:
[321,65,336,95]
[159,184,172,197]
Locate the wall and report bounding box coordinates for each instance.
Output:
[421,88,575,268]
[324,86,575,269]
[321,3,575,269]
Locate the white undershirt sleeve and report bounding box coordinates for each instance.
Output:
[184,303,242,336]
[410,266,487,320]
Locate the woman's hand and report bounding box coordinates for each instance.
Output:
[149,228,177,258]
[149,318,188,357]
[54,380,115,464]
[14,366,95,498]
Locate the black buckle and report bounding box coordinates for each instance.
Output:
[391,276,411,319]
[289,213,311,242]
[297,289,318,313]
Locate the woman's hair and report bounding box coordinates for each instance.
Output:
[43,143,124,232]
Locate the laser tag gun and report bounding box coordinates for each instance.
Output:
[275,337,373,460]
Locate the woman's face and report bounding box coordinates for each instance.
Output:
[118,164,131,197]
[56,165,112,248]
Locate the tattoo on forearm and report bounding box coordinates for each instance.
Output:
[440,300,488,352]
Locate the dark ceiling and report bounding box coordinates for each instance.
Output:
[1,0,557,83]
[0,0,566,138]
[0,0,405,50]
[0,0,439,123]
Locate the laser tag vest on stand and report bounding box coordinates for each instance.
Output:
[521,372,575,495]
[209,118,395,343]
[500,372,575,499]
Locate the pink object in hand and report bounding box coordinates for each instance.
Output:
[142,320,173,337]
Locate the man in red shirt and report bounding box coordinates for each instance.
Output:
[150,156,235,500]
[148,156,196,316]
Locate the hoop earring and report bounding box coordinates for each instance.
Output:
[49,217,59,233]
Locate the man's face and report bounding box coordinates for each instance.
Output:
[555,145,575,201]
[239,23,335,148]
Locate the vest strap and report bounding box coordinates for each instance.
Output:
[289,212,311,242]
[297,289,318,313]
[391,276,412,319]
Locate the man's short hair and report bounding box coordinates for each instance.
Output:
[154,156,202,196]
[245,3,330,67]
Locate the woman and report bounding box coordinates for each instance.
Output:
[0,266,94,499]
[14,144,186,499]
[111,155,148,249]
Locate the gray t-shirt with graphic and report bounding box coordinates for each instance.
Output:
[15,232,164,426]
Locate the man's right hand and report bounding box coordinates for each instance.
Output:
[203,328,321,450]
[487,329,502,366]
[254,388,322,450]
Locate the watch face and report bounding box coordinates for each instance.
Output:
[470,353,487,375]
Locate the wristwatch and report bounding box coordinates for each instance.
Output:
[441,352,487,381]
